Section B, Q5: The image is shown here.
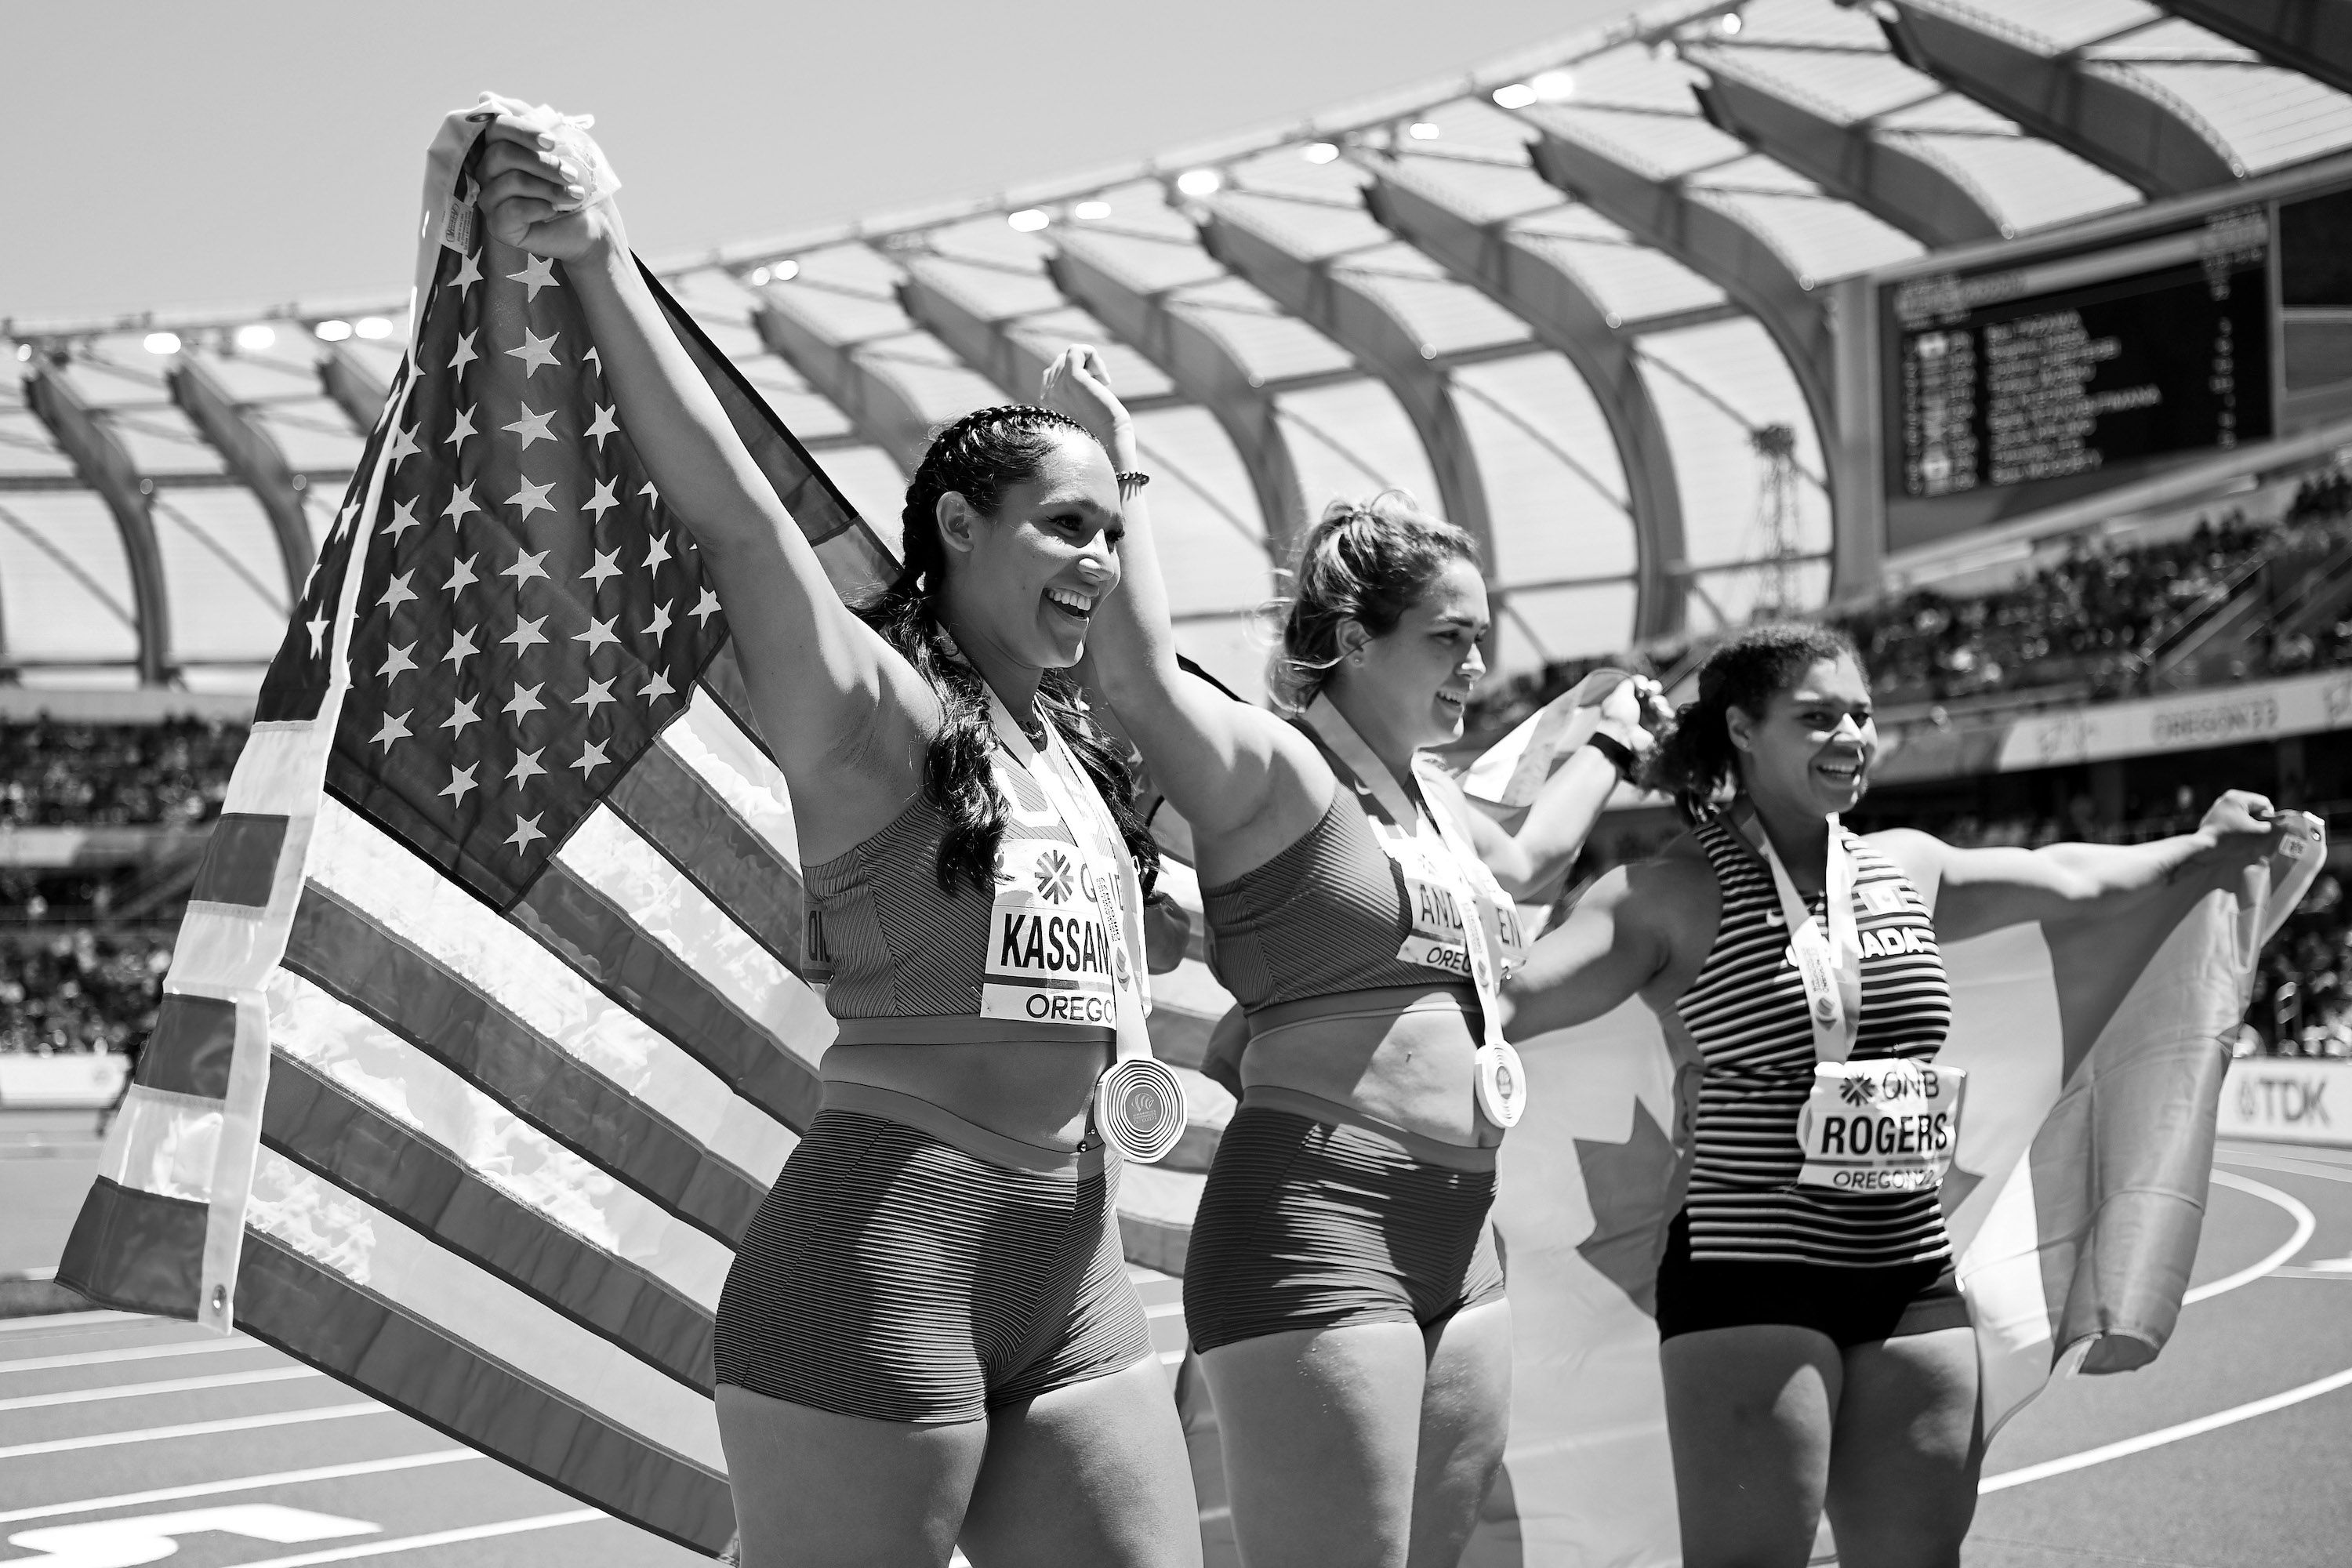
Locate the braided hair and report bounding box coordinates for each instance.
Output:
[1268,492,1480,715]
[1639,622,1862,824]
[856,405,1160,898]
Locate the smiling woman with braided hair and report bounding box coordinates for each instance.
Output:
[474,114,1198,1568]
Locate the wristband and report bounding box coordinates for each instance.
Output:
[1584,731,1638,780]
[1116,470,1151,492]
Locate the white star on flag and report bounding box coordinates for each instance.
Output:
[503,405,557,448]
[507,326,561,376]
[640,669,675,702]
[370,711,412,750]
[307,612,330,657]
[584,405,619,446]
[387,423,423,466]
[503,549,550,586]
[503,684,546,721]
[573,676,616,715]
[439,763,479,805]
[506,476,556,520]
[506,814,546,851]
[570,739,611,778]
[379,641,417,680]
[446,250,482,295]
[506,748,546,786]
[449,331,480,372]
[379,571,419,612]
[443,554,479,594]
[442,695,482,737]
[441,627,479,669]
[642,601,673,638]
[582,548,621,587]
[387,499,423,544]
[508,253,561,300]
[644,532,672,570]
[690,588,721,625]
[584,477,619,520]
[503,615,549,654]
[442,483,481,526]
[575,617,619,655]
[445,406,478,454]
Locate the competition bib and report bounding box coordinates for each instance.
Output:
[1795,1058,1967,1192]
[979,832,1128,1029]
[1303,698,1527,1128]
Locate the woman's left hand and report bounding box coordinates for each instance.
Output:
[1040,345,1134,455]
[2201,789,2295,864]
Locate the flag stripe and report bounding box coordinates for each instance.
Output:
[231,1227,728,1554]
[303,797,786,1182]
[262,1051,717,1392]
[245,1150,724,1470]
[282,884,766,1243]
[190,815,292,908]
[510,846,822,1131]
[60,1176,207,1320]
[605,740,805,971]
[267,969,732,1308]
[139,995,239,1098]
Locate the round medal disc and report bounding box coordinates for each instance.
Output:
[1094,1057,1189,1163]
[1475,1040,1527,1129]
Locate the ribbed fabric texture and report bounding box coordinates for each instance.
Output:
[804,757,1079,1019]
[712,1109,1152,1423]
[1675,814,1956,1267]
[1201,793,1450,1010]
[1653,1212,1968,1348]
[1182,1105,1505,1353]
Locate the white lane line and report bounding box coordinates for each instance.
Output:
[0,1365,322,1413]
[0,1311,145,1334]
[1,1337,260,1375]
[1980,1364,2352,1492]
[0,1448,481,1525]
[2223,1139,2352,1167]
[0,1402,386,1461]
[2219,1150,2352,1185]
[2183,1171,2315,1305]
[195,1508,604,1566]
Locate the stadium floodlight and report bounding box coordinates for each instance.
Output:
[1407,122,1441,140]
[234,323,276,352]
[1073,200,1112,220]
[1302,141,1341,164]
[750,266,771,286]
[314,319,354,342]
[1719,9,1742,33]
[14,343,31,362]
[1008,208,1051,233]
[355,317,393,340]
[1532,69,1576,102]
[143,332,181,355]
[1175,168,1222,197]
[771,259,800,282]
[1491,83,1536,110]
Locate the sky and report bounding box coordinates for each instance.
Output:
[2,0,1637,325]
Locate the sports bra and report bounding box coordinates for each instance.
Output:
[804,750,1094,1025]
[1673,811,1955,1267]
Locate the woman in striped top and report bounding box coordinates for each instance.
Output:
[1045,352,1652,1567]
[1502,623,2288,1568]
[476,122,1199,1568]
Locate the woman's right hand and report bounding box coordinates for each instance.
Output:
[476,111,625,266]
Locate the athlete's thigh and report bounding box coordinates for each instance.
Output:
[716,1384,985,1568]
[1659,1324,1843,1568]
[1824,1327,1980,1568]
[1410,1299,1513,1568]
[1200,1321,1430,1568]
[959,1357,1203,1568]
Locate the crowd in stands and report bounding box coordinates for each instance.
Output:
[0,927,172,1055]
[1,717,242,828]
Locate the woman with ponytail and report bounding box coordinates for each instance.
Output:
[1045,352,1653,1566]
[477,120,1197,1568]
[1502,623,2289,1568]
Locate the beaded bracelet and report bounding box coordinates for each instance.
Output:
[1116,470,1152,491]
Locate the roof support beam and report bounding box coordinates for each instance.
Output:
[1044,241,1308,561]
[23,365,172,685]
[750,295,931,474]
[1877,1,2241,196]
[894,267,1054,399]
[2161,2,2352,100]
[317,345,388,436]
[1519,123,1848,596]
[1359,165,1690,640]
[1193,205,1501,583]
[1688,56,2009,247]
[169,355,313,604]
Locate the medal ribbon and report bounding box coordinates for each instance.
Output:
[1739,808,1864,1065]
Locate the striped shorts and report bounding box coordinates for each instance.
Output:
[1182,1087,1506,1354]
[712,1083,1153,1425]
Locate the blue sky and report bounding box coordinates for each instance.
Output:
[2,0,1628,321]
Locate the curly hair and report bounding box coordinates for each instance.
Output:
[1266,492,1481,714]
[1639,622,1863,824]
[855,405,1159,897]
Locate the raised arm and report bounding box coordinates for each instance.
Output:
[474,114,933,816]
[1450,673,1664,899]
[1040,348,1326,848]
[1871,790,2296,946]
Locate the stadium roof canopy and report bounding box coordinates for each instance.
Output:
[7,0,2352,696]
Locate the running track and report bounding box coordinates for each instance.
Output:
[2,1138,2347,1566]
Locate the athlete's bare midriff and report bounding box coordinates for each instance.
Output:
[1240,985,1500,1148]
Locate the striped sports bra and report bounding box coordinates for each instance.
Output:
[1673,811,1955,1267]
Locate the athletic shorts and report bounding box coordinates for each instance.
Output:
[711,1082,1152,1425]
[1182,1087,1506,1355]
[1653,1210,1969,1349]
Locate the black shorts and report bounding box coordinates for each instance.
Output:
[1653,1211,1969,1349]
